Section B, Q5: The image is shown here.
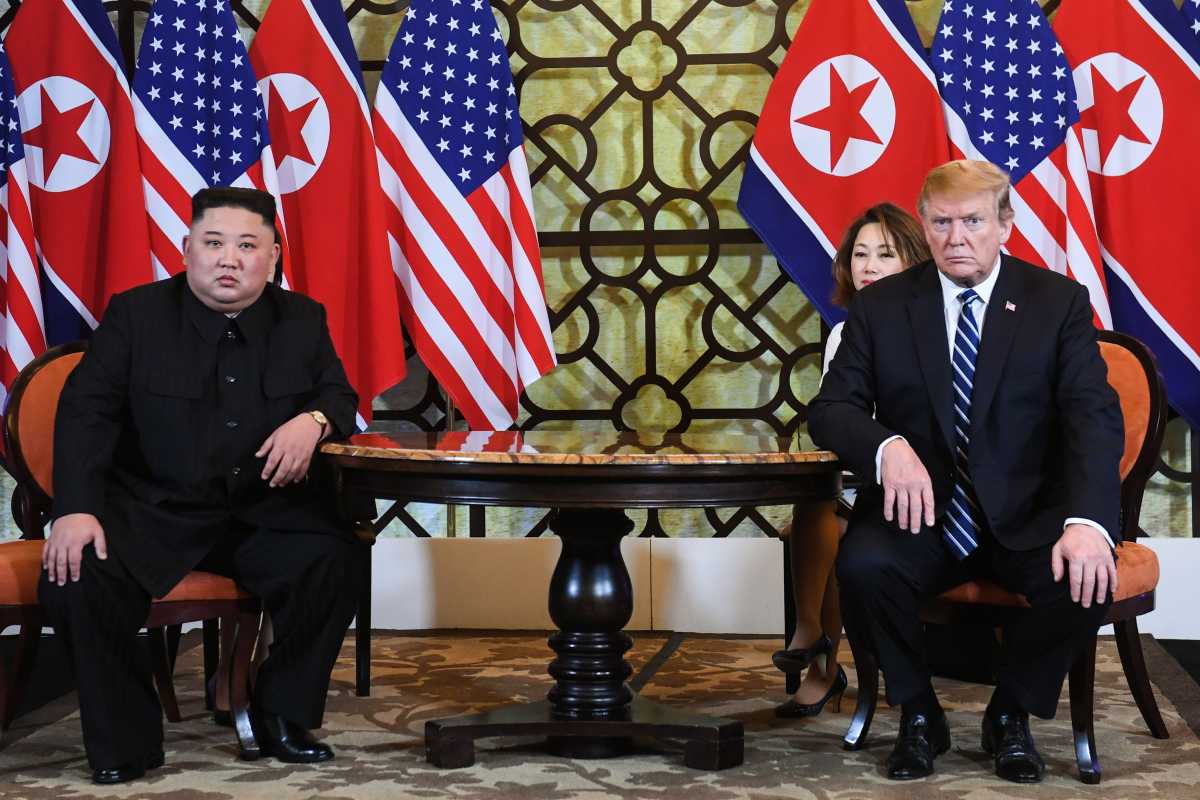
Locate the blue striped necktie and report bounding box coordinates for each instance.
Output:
[945,288,983,559]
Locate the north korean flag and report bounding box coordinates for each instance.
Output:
[738,0,950,324]
[1055,0,1200,428]
[249,0,406,424]
[6,0,154,343]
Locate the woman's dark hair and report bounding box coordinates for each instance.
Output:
[830,202,930,308]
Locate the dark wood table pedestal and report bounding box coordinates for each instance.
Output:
[424,508,744,770]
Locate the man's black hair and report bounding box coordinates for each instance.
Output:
[191,186,277,230]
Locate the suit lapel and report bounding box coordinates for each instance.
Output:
[908,263,954,451]
[969,256,1026,434]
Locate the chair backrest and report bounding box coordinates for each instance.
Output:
[3,342,86,517]
[1097,330,1166,541]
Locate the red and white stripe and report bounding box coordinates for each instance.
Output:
[1,157,45,404]
[373,84,556,430]
[945,107,1112,328]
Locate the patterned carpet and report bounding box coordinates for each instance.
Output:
[2,632,1200,799]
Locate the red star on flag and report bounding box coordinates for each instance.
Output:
[22,86,99,181]
[1078,66,1152,165]
[793,66,882,170]
[268,82,319,166]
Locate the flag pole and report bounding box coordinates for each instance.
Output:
[444,388,458,538]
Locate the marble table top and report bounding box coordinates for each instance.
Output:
[321,430,837,466]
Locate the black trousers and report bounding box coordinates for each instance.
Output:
[836,516,1109,720]
[38,527,364,769]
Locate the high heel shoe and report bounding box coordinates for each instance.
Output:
[207,674,233,727]
[771,634,833,675]
[775,666,848,718]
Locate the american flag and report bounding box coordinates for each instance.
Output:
[133,0,277,279]
[1184,0,1200,43]
[932,0,1111,326]
[373,0,556,430]
[0,41,44,408]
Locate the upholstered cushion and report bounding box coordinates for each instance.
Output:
[16,351,84,498]
[937,541,1159,608]
[1112,541,1159,602]
[0,540,45,606]
[156,570,252,602]
[1099,340,1150,480]
[939,579,1028,607]
[0,545,251,606]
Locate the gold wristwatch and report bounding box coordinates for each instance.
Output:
[307,410,329,436]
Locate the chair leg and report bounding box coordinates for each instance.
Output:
[356,544,373,697]
[165,623,183,672]
[1112,617,1170,739]
[1069,633,1101,784]
[842,621,878,751]
[230,609,261,761]
[202,619,220,711]
[1,623,41,731]
[147,627,182,723]
[782,533,800,695]
[0,641,8,732]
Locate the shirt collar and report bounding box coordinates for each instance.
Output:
[184,281,273,344]
[937,253,1003,311]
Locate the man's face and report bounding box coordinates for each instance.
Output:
[183,206,279,312]
[920,190,1013,287]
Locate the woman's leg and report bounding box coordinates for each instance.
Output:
[794,558,844,704]
[785,500,842,652]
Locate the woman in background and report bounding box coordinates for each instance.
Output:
[775,202,930,717]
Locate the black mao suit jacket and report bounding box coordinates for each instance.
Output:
[52,274,367,598]
[809,255,1124,551]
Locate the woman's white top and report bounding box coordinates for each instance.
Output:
[821,321,844,379]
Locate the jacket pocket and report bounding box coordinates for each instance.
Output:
[263,368,314,398]
[146,372,203,399]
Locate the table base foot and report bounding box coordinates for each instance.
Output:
[424,696,744,770]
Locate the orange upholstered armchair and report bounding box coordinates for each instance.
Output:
[0,343,262,757]
[841,329,1169,785]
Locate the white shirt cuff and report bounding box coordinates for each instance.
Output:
[875,435,905,484]
[1065,518,1116,550]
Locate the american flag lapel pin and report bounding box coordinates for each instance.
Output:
[1005,301,1016,312]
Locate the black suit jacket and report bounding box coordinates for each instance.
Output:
[809,255,1123,551]
[53,275,364,597]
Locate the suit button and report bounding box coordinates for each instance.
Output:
[225,375,237,383]
[224,330,236,340]
[226,420,239,429]
[231,467,241,476]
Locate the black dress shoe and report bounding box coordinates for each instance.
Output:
[982,707,1045,783]
[92,750,165,784]
[254,711,334,763]
[771,634,833,675]
[775,666,848,718]
[886,709,951,780]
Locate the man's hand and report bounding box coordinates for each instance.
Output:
[44,513,107,586]
[256,413,324,487]
[880,439,935,533]
[1051,523,1118,608]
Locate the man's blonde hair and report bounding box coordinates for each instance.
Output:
[918,159,1014,221]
